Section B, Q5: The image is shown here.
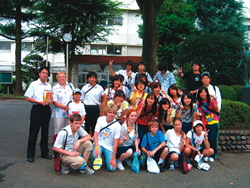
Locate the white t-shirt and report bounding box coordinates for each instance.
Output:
[81,84,104,105]
[115,69,136,86]
[164,128,182,154]
[94,116,121,152]
[187,130,205,150]
[53,125,87,151]
[67,101,86,117]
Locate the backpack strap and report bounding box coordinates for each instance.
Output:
[191,130,196,149]
[84,83,97,96]
[212,85,216,96]
[62,129,68,150]
[99,120,118,133]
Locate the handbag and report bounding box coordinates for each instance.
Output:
[147,157,160,174]
[131,151,140,174]
[179,151,188,174]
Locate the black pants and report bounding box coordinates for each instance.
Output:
[85,105,100,136]
[27,105,51,158]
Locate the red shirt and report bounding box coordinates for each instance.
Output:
[137,103,159,125]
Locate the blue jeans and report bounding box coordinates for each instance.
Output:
[92,144,117,172]
[182,122,192,134]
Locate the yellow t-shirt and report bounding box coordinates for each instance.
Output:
[129,92,148,109]
[107,100,129,119]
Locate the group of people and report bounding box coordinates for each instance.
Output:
[24,59,221,175]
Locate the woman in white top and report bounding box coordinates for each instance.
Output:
[168,85,182,111]
[116,108,140,170]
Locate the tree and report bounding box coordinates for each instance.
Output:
[177,32,245,86]
[157,0,196,71]
[136,0,164,77]
[30,0,122,82]
[22,53,50,84]
[192,0,245,37]
[0,0,36,95]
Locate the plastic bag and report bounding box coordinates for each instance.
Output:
[147,157,160,174]
[131,151,140,174]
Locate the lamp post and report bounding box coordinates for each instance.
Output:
[63,33,72,82]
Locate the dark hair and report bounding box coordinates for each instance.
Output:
[117,74,124,82]
[152,80,161,89]
[114,89,125,100]
[141,92,158,117]
[38,66,50,75]
[87,71,97,79]
[135,79,146,90]
[125,60,133,66]
[192,60,201,69]
[70,114,82,122]
[197,86,210,107]
[194,124,204,132]
[138,73,148,86]
[158,98,171,123]
[137,61,146,67]
[181,91,194,114]
[168,85,181,98]
[157,62,167,71]
[111,75,122,88]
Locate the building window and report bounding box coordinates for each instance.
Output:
[107,45,121,55]
[108,17,123,26]
[90,45,106,54]
[0,42,11,52]
[22,42,33,51]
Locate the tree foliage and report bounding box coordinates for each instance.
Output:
[21,53,50,84]
[157,0,196,71]
[177,32,245,85]
[30,0,122,81]
[0,0,36,95]
[191,0,245,37]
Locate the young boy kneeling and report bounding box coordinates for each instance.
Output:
[53,114,94,175]
[184,120,214,163]
[92,103,121,172]
[141,120,168,172]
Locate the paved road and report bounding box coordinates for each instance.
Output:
[0,100,249,188]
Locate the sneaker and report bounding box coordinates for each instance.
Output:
[158,162,166,172]
[124,159,132,167]
[208,157,214,162]
[169,163,175,171]
[80,165,95,175]
[174,161,179,168]
[203,157,209,162]
[117,160,125,171]
[61,164,70,174]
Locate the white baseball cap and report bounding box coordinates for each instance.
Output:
[193,120,203,128]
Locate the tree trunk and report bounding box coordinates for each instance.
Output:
[138,0,163,78]
[14,5,23,96]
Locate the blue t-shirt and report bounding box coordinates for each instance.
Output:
[141,130,165,151]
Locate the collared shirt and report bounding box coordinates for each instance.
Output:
[81,84,104,105]
[153,71,176,92]
[24,79,52,104]
[115,69,136,86]
[207,84,222,110]
[53,125,87,151]
[52,82,74,118]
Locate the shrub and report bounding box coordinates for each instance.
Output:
[231,85,243,101]
[220,100,250,129]
[218,85,237,101]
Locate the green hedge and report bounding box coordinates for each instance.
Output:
[218,85,237,101]
[220,99,250,129]
[231,85,243,101]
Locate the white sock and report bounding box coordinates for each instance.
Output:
[158,158,164,164]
